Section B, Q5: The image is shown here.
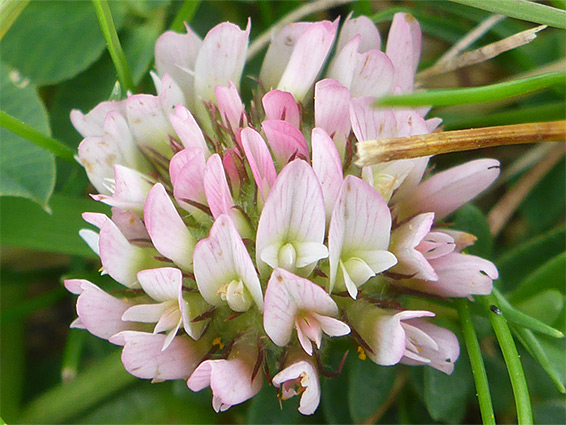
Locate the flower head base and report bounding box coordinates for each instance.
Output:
[67,12,499,416]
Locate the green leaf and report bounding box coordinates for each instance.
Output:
[496,226,565,293]
[321,346,353,424]
[453,204,493,258]
[0,193,110,257]
[448,0,566,29]
[347,359,396,423]
[0,63,55,209]
[246,384,303,424]
[510,253,566,303]
[533,399,566,424]
[1,0,126,86]
[424,349,473,423]
[515,289,565,328]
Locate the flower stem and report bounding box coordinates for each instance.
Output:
[448,0,566,29]
[18,350,135,424]
[91,0,134,93]
[481,294,533,424]
[0,110,76,162]
[455,299,496,425]
[375,72,566,107]
[169,0,202,32]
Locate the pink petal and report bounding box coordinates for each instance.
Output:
[111,208,150,242]
[169,148,207,212]
[144,183,196,271]
[395,159,501,222]
[77,137,120,196]
[64,279,136,341]
[154,28,202,106]
[262,90,301,129]
[98,219,160,287]
[326,35,360,89]
[121,302,170,323]
[259,22,312,91]
[311,127,343,222]
[215,81,244,132]
[70,100,125,138]
[194,21,250,103]
[277,20,338,102]
[336,14,381,54]
[82,212,107,229]
[350,97,397,141]
[222,148,243,196]
[314,79,351,159]
[349,49,394,98]
[137,267,182,302]
[114,331,206,381]
[193,214,263,310]
[256,160,326,275]
[386,13,422,93]
[417,231,456,260]
[272,358,320,415]
[437,229,477,252]
[313,313,351,337]
[241,127,277,203]
[262,120,309,167]
[157,74,186,115]
[169,104,209,155]
[203,154,234,218]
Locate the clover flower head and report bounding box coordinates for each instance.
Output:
[67,12,500,415]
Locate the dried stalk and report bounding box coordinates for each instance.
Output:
[487,143,566,237]
[356,121,566,166]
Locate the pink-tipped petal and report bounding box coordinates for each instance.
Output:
[82,212,107,229]
[222,148,242,196]
[350,97,397,142]
[311,127,343,221]
[64,279,136,341]
[169,104,209,156]
[386,13,422,93]
[203,154,235,218]
[314,79,352,159]
[71,101,125,138]
[336,14,381,54]
[111,208,150,242]
[262,90,301,129]
[277,21,338,102]
[272,357,320,415]
[144,183,196,271]
[137,267,182,302]
[417,231,456,260]
[77,137,120,196]
[169,148,208,214]
[215,81,244,132]
[256,160,327,275]
[262,120,309,167]
[241,127,277,202]
[116,331,205,381]
[395,159,501,222]
[158,74,186,115]
[349,49,394,98]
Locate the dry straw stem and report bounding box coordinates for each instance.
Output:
[417,25,546,81]
[356,121,566,166]
[487,142,566,237]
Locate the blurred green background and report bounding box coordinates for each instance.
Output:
[1,1,564,423]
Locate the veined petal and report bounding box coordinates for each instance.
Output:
[215,81,244,132]
[311,127,343,222]
[111,208,150,242]
[417,231,456,260]
[122,302,170,323]
[137,267,182,302]
[241,127,277,203]
[437,229,477,252]
[395,159,501,222]
[203,154,235,218]
[112,331,206,381]
[169,148,208,214]
[277,20,338,102]
[259,22,312,91]
[256,160,326,275]
[194,21,250,103]
[313,313,350,337]
[336,14,381,54]
[262,90,301,129]
[169,104,209,156]
[350,97,397,141]
[349,49,394,98]
[144,183,196,271]
[262,120,309,167]
[82,212,107,229]
[314,79,351,160]
[386,13,421,93]
[64,279,137,341]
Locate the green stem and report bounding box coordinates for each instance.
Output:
[481,294,533,424]
[91,0,134,93]
[456,299,496,425]
[18,350,136,423]
[376,72,566,107]
[448,0,566,29]
[61,329,87,384]
[0,110,76,162]
[169,0,202,32]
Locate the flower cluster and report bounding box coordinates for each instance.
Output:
[66,13,499,415]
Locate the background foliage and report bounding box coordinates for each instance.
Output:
[0,1,564,424]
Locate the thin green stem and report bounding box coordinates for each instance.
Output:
[481,294,533,424]
[169,0,202,32]
[61,329,87,383]
[456,299,496,425]
[448,0,566,29]
[91,0,134,93]
[18,350,136,423]
[376,72,566,107]
[0,110,76,161]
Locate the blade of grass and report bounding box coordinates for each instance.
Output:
[455,299,496,425]
[0,110,76,162]
[169,0,201,32]
[92,0,134,93]
[481,294,533,424]
[0,0,29,40]
[376,72,566,107]
[448,0,566,29]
